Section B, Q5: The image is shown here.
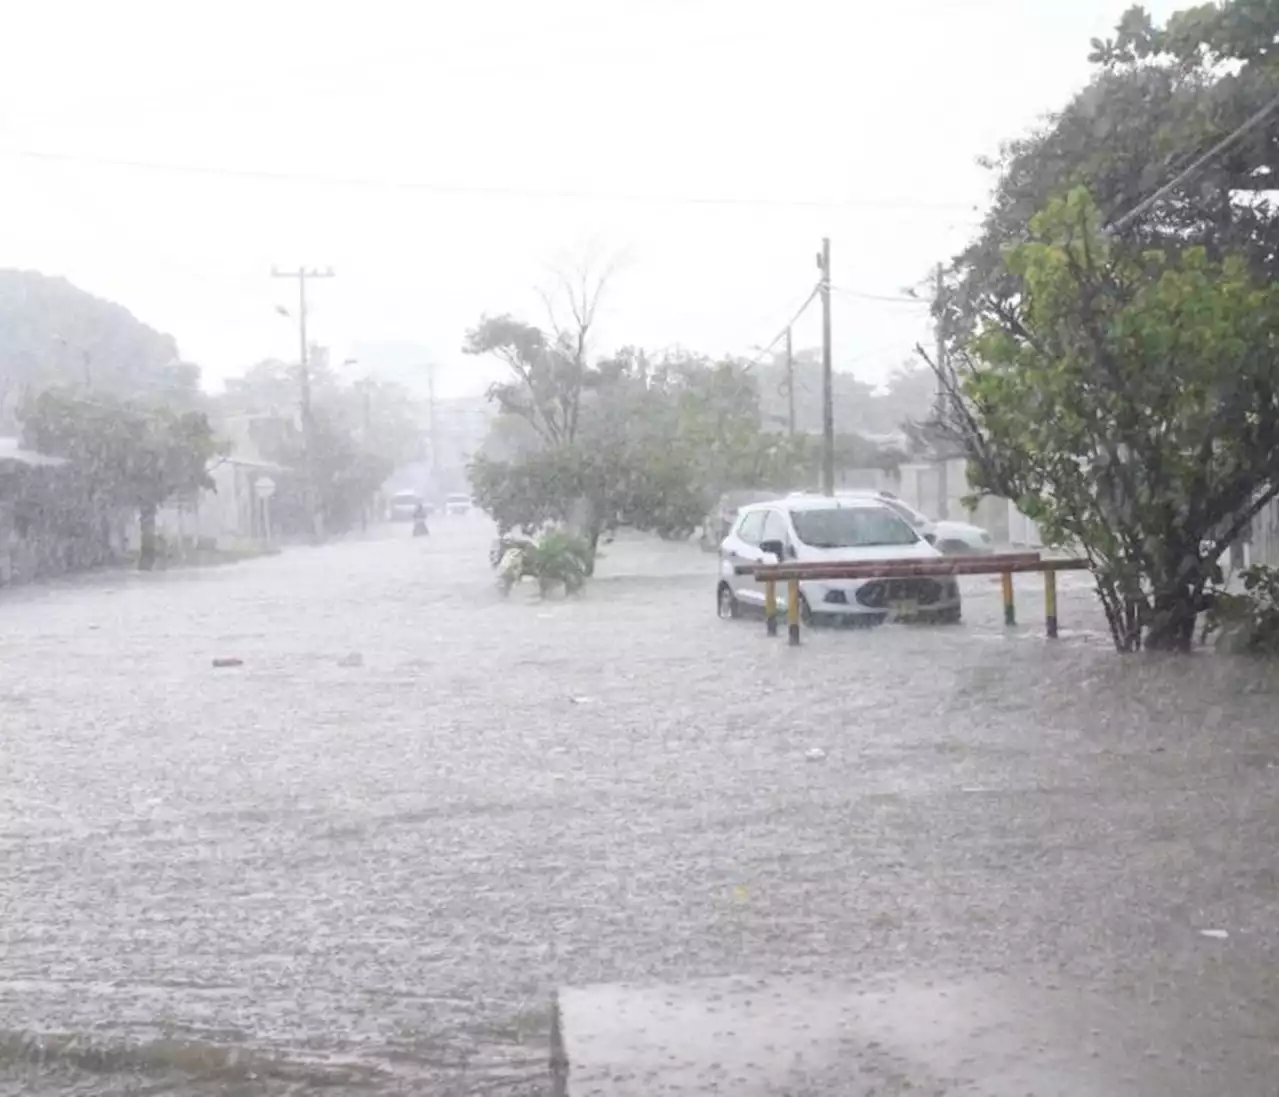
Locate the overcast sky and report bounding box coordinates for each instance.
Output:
[1,0,1179,398]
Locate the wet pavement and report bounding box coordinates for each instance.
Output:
[0,520,1275,1095]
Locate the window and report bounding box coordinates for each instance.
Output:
[760,509,789,546]
[880,497,930,529]
[736,511,765,545]
[789,506,919,548]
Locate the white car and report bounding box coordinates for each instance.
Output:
[444,493,472,516]
[830,489,993,555]
[717,495,961,624]
[388,490,423,522]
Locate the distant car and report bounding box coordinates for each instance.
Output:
[388,491,423,522]
[444,493,472,516]
[717,494,961,625]
[824,489,993,555]
[699,490,780,552]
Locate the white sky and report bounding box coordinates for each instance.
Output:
[1,0,1179,398]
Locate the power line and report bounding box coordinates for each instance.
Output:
[828,284,930,305]
[3,146,981,214]
[1108,100,1279,234]
[744,283,822,369]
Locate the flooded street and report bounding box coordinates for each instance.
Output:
[1,522,1275,1095]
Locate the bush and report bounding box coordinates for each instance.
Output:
[491,527,594,597]
[1202,565,1278,655]
[523,529,593,596]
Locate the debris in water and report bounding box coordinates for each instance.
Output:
[338,652,365,668]
[212,658,244,668]
[1199,929,1229,939]
[569,696,594,706]
[804,747,827,762]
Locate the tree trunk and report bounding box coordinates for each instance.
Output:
[138,504,158,572]
[1143,586,1203,653]
[584,521,602,577]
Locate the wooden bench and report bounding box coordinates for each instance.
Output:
[734,552,1091,644]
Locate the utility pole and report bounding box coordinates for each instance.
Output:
[425,363,440,486]
[817,238,834,495]
[784,326,796,438]
[933,262,949,519]
[270,266,334,541]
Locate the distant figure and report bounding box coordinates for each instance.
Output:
[412,503,429,538]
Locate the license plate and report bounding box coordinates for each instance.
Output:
[889,600,917,618]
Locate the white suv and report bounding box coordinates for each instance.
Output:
[820,490,993,555]
[717,495,961,625]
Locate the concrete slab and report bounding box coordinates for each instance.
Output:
[552,973,1209,1096]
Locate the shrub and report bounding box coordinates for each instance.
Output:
[1202,565,1278,655]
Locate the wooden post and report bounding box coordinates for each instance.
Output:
[1001,571,1015,627]
[765,578,778,636]
[787,579,801,646]
[1044,569,1058,639]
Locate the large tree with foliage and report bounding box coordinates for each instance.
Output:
[946,188,1276,651]
[942,0,1277,353]
[21,390,221,570]
[216,360,421,536]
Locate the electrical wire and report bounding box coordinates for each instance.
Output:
[1107,99,1279,234]
[743,283,822,370]
[1,146,982,213]
[828,284,929,305]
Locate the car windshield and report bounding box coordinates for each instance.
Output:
[879,497,929,528]
[789,506,919,548]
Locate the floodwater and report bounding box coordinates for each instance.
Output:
[0,521,1275,1095]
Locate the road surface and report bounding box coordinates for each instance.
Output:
[0,520,1275,1094]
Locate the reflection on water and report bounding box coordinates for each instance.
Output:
[1,529,1275,1094]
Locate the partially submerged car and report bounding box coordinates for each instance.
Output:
[802,489,993,555]
[717,494,961,625]
[388,490,424,522]
[698,490,781,552]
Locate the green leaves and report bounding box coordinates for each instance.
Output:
[959,188,1277,651]
[20,389,220,509]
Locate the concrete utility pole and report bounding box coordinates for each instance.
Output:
[817,238,834,495]
[784,326,796,438]
[425,362,440,483]
[933,262,949,519]
[270,266,334,541]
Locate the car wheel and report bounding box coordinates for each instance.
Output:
[799,594,813,626]
[717,583,740,620]
[937,606,962,624]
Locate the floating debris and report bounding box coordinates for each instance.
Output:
[1199,929,1229,940]
[337,652,365,668]
[804,747,827,762]
[211,657,244,668]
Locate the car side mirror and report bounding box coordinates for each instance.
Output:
[923,532,937,545]
[759,538,785,561]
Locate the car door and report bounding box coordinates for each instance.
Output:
[726,510,767,606]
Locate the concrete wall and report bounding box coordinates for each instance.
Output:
[843,459,1044,548]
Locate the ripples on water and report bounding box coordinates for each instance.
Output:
[1,528,1275,1094]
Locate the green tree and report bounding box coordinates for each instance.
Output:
[21,389,221,570]
[943,0,1277,352]
[949,189,1277,652]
